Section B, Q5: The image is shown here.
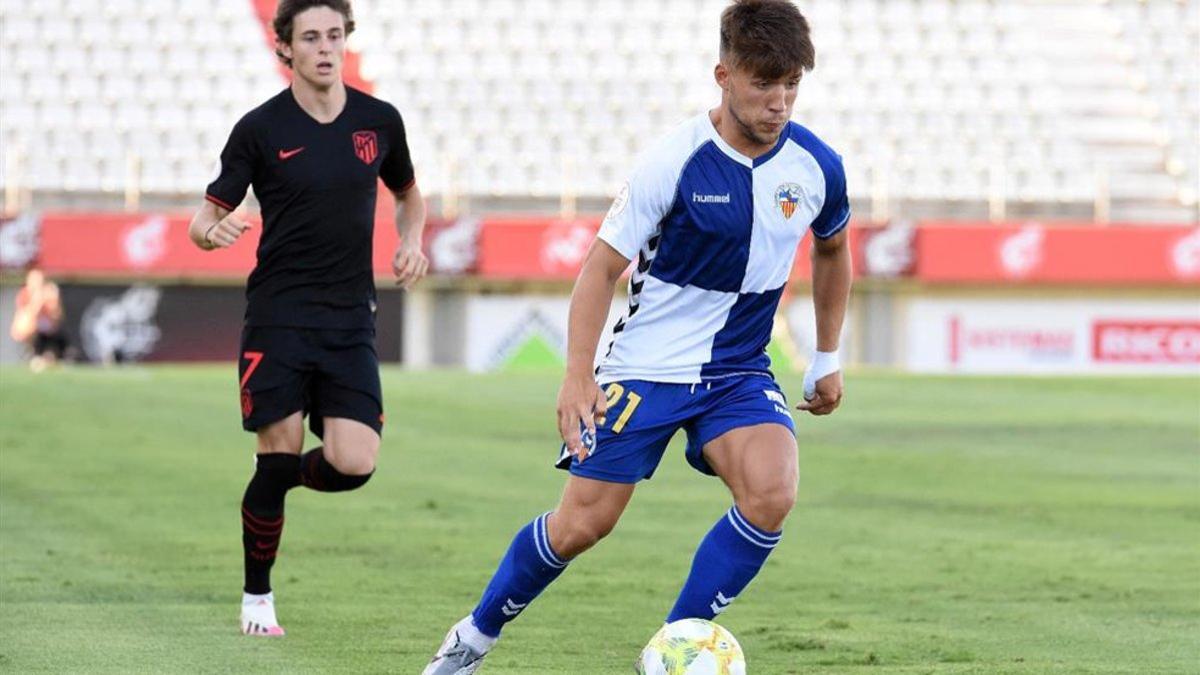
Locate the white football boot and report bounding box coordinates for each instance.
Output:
[241,592,285,637]
[422,616,495,674]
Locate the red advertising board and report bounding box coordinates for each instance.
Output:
[476,217,602,279]
[39,213,259,276]
[791,223,875,280]
[1092,320,1200,363]
[476,217,872,281]
[916,222,1200,284]
[28,211,1200,286]
[36,212,409,278]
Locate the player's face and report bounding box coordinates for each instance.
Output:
[279,6,346,89]
[720,64,801,147]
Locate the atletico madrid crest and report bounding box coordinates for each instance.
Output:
[776,183,803,219]
[352,130,378,165]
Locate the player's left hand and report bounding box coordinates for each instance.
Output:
[796,371,843,416]
[393,240,429,289]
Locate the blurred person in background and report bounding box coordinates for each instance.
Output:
[10,267,67,372]
[185,0,427,637]
[424,0,852,671]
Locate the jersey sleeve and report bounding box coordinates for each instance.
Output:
[380,106,416,193]
[811,152,850,239]
[205,114,259,212]
[596,155,678,261]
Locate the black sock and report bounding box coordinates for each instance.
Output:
[299,447,373,492]
[242,453,301,595]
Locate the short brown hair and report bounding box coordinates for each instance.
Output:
[273,0,356,68]
[720,0,815,78]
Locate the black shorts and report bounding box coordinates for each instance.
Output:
[33,331,67,359]
[237,326,383,439]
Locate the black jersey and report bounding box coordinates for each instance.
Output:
[206,87,415,330]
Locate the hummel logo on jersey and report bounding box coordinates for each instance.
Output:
[278,147,305,160]
[692,192,731,204]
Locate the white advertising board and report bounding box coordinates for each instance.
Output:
[464,295,627,372]
[463,294,836,374]
[905,297,1200,374]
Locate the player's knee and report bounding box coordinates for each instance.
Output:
[325,439,379,476]
[300,446,374,492]
[738,482,797,532]
[258,437,295,455]
[256,417,304,455]
[257,428,298,455]
[328,452,377,477]
[549,512,617,558]
[333,468,373,491]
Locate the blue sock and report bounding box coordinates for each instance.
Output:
[666,505,782,622]
[470,512,570,637]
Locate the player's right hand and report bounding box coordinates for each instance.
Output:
[204,213,252,249]
[556,372,607,462]
[796,370,843,416]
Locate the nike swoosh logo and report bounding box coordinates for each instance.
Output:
[278,147,305,160]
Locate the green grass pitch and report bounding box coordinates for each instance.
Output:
[1,366,1197,673]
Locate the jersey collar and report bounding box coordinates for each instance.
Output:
[703,112,791,169]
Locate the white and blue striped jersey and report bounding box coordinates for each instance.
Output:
[595,112,849,384]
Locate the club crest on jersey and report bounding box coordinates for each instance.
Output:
[776,182,804,219]
[352,130,378,165]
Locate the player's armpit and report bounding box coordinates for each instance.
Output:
[812,226,848,254]
[583,238,633,286]
[389,177,417,198]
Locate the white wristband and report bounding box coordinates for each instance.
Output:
[803,350,841,400]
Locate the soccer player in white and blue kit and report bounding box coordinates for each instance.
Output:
[425,1,851,670]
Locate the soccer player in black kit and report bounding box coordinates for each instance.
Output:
[186,0,427,636]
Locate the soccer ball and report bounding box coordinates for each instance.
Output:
[635,619,746,675]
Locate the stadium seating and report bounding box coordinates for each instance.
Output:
[0,0,1196,221]
[0,0,282,196]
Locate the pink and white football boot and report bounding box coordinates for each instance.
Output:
[241,592,285,636]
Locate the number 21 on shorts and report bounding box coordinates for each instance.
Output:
[603,383,643,434]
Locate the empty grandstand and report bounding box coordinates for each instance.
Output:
[1,0,1197,222]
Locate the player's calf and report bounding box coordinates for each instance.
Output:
[421,512,569,669]
[666,505,783,622]
[425,476,633,670]
[469,511,571,638]
[242,453,302,594]
[467,478,630,635]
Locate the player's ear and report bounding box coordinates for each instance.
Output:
[276,39,293,65]
[714,62,729,90]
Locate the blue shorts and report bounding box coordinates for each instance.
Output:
[555,374,796,484]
